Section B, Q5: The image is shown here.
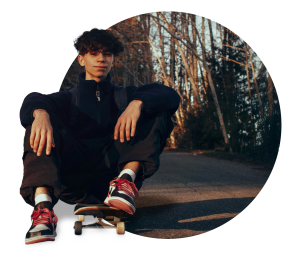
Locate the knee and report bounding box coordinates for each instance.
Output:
[155,111,174,138]
[134,111,174,142]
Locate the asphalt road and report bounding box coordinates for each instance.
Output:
[124,151,272,239]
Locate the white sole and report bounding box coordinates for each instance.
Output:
[104,196,135,212]
[25,231,57,244]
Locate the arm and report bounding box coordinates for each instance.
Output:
[20,90,71,128]
[31,109,55,156]
[129,82,181,116]
[114,99,143,143]
[20,90,71,155]
[114,82,180,143]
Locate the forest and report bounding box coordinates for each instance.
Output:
[60,12,281,165]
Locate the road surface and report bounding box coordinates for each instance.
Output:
[125,151,272,238]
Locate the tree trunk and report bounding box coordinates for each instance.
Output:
[156,13,199,104]
[170,12,176,84]
[245,48,255,146]
[191,14,199,93]
[202,17,209,92]
[156,12,232,152]
[268,72,274,117]
[169,131,176,149]
[248,45,264,122]
[208,18,215,59]
[140,14,153,83]
[203,55,232,152]
[198,20,232,152]
[174,39,200,104]
[222,27,230,102]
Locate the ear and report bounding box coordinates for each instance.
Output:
[78,55,85,67]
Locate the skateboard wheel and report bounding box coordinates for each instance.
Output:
[116,222,125,234]
[75,221,82,235]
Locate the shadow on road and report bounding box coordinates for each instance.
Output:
[125,197,255,238]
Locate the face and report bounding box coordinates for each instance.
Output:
[78,50,115,82]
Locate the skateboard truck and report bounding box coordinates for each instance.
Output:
[73,203,127,235]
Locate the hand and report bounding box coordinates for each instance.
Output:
[114,100,143,142]
[30,109,55,156]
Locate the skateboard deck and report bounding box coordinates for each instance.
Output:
[73,203,128,235]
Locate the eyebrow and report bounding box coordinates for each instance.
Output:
[89,49,112,54]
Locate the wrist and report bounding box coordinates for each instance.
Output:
[33,109,48,118]
[131,99,144,109]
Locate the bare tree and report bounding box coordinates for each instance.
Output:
[61,12,281,160]
[156,13,200,104]
[154,12,233,152]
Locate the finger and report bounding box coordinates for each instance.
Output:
[33,129,41,153]
[52,137,55,147]
[131,119,136,137]
[37,130,46,156]
[114,120,121,140]
[119,121,126,143]
[30,128,36,148]
[46,130,53,155]
[125,119,132,141]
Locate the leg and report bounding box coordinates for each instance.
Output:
[20,122,62,207]
[25,177,58,245]
[33,187,55,209]
[20,117,108,207]
[22,118,109,244]
[122,161,140,176]
[115,110,174,180]
[21,118,63,245]
[34,187,52,207]
[118,161,141,184]
[35,187,51,197]
[102,110,174,214]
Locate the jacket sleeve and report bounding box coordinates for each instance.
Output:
[19,90,72,128]
[127,82,180,116]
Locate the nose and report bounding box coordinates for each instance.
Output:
[97,52,106,62]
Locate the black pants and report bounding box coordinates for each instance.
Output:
[20,111,174,207]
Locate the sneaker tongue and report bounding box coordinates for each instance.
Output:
[35,201,53,211]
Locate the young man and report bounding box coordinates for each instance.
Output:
[20,28,180,245]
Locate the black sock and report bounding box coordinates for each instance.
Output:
[119,173,133,182]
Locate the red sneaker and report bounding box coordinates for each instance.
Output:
[104,177,139,215]
[25,206,58,245]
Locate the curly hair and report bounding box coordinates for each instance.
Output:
[74,28,124,56]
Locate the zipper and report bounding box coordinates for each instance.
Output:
[96,88,100,101]
[96,85,100,123]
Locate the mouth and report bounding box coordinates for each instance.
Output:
[94,66,107,70]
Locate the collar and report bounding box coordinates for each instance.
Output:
[77,72,112,95]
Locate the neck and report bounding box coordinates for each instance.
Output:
[78,72,111,94]
[85,72,107,82]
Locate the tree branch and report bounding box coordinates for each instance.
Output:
[115,57,144,86]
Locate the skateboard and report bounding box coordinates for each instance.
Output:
[73,203,128,235]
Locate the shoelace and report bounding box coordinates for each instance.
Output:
[31,208,58,227]
[110,177,139,197]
